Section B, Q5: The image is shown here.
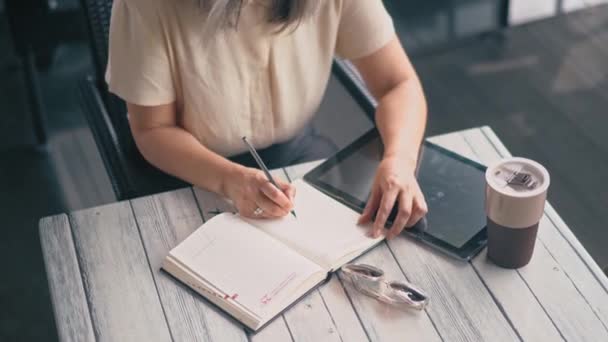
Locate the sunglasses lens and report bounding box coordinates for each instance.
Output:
[340,264,384,298]
[389,282,424,301]
[340,264,429,310]
[385,281,428,310]
[345,264,383,278]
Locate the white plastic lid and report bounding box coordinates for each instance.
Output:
[486,157,550,198]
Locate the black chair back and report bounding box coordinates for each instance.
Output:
[80,0,133,152]
[81,0,112,82]
[79,0,187,200]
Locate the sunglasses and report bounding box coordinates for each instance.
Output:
[340,264,429,310]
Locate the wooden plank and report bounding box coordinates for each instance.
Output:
[430,131,564,341]
[282,292,342,342]
[69,202,172,342]
[191,171,295,342]
[293,134,519,340]
[458,127,608,338]
[193,188,237,220]
[475,127,608,321]
[430,129,608,339]
[284,165,370,342]
[542,204,608,292]
[39,214,96,342]
[517,227,608,339]
[472,247,567,341]
[386,235,521,341]
[316,276,369,342]
[427,132,480,162]
[475,127,608,287]
[195,168,368,341]
[286,164,441,342]
[130,188,248,342]
[479,126,608,290]
[338,242,442,342]
[250,318,294,342]
[242,170,352,342]
[148,184,363,342]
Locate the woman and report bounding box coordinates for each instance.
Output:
[106,0,428,239]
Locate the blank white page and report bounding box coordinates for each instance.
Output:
[247,180,383,268]
[170,213,323,317]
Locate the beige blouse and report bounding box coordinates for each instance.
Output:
[106,0,395,156]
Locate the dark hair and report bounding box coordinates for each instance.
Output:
[200,0,319,32]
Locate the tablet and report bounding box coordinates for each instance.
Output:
[303,128,488,260]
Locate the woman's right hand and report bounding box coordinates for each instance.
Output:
[224,166,296,219]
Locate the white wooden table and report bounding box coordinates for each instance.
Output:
[40,127,608,342]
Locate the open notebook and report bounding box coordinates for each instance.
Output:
[163,179,383,331]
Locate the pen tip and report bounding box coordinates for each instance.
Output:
[291,211,297,219]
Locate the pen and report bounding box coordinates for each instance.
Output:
[242,137,297,218]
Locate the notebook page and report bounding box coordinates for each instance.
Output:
[169,213,324,317]
[246,180,383,269]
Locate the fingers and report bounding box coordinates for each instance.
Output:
[386,192,412,239]
[238,201,273,219]
[278,181,296,201]
[406,190,428,228]
[260,181,293,211]
[233,169,295,219]
[371,188,399,238]
[387,188,429,239]
[255,192,288,217]
[359,187,381,224]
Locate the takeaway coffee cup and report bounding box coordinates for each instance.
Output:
[485,158,550,268]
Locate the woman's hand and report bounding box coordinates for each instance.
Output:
[358,156,428,239]
[224,166,296,219]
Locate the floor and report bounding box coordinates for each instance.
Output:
[1,1,606,341]
[0,12,114,342]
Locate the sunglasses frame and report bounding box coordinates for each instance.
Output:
[340,263,429,310]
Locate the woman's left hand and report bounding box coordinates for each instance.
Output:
[358,156,428,239]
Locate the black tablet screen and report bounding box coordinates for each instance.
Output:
[315,135,486,249]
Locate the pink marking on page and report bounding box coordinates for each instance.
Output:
[260,272,297,305]
[231,293,238,300]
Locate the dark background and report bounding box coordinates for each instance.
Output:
[1,0,606,341]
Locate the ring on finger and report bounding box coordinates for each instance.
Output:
[253,207,264,216]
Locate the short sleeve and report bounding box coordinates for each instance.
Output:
[105,0,175,106]
[335,0,396,60]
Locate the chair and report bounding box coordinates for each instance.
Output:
[78,0,376,201]
[79,0,192,200]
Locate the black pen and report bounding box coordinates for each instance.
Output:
[242,137,297,218]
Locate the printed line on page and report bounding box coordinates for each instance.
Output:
[260,272,297,305]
